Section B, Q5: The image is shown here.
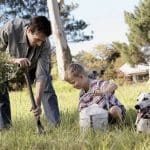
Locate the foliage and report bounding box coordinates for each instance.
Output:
[94,44,120,63]
[0,0,93,42]
[112,42,145,64]
[1,81,150,149]
[102,64,117,80]
[74,50,105,77]
[0,52,18,83]
[73,44,122,80]
[0,52,39,91]
[112,0,150,65]
[60,2,93,42]
[124,0,150,46]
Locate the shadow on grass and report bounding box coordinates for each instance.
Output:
[124,108,137,128]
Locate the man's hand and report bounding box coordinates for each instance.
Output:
[30,106,42,120]
[12,58,31,67]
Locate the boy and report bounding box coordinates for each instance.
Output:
[65,63,126,123]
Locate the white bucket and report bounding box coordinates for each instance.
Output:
[79,104,108,132]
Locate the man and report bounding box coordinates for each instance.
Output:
[0,16,60,130]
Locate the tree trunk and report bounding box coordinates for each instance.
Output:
[47,0,72,80]
[148,62,150,83]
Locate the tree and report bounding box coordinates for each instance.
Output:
[47,0,71,80]
[93,44,120,80]
[74,51,103,70]
[112,42,145,64]
[0,0,93,42]
[112,0,150,65]
[124,0,150,47]
[74,44,120,80]
[94,44,120,63]
[141,46,150,82]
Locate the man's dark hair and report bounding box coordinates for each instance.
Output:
[29,16,52,36]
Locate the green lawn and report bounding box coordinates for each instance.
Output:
[0,81,150,150]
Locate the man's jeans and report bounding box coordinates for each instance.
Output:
[0,76,60,129]
[42,75,60,125]
[0,84,11,129]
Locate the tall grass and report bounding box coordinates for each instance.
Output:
[0,81,150,150]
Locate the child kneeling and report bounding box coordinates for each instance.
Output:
[65,63,126,123]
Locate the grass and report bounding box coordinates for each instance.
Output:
[0,81,150,150]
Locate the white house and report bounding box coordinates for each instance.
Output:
[119,63,149,82]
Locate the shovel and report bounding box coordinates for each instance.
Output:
[23,68,45,134]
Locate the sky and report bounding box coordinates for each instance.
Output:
[65,0,140,55]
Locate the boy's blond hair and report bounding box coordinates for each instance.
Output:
[65,63,87,82]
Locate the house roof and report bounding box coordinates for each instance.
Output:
[119,63,149,76]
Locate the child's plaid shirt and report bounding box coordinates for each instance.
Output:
[79,80,126,116]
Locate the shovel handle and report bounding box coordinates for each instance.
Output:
[23,70,36,109]
[23,68,45,134]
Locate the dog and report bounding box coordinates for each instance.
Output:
[135,92,150,134]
